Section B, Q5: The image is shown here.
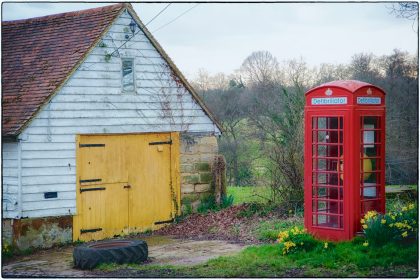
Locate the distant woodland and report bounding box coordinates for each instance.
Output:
[193,49,418,207]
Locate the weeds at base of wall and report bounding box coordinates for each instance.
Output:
[197,194,234,214]
[2,240,34,261]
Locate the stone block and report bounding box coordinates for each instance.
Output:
[181,184,195,193]
[195,184,211,193]
[180,143,199,154]
[181,164,194,173]
[199,172,213,184]
[194,162,211,172]
[184,174,200,184]
[199,146,218,154]
[198,136,218,146]
[180,154,199,164]
[200,154,216,162]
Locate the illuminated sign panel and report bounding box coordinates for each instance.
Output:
[311,97,347,105]
[357,97,381,105]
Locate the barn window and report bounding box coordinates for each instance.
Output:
[122,58,135,92]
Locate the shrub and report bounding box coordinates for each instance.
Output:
[197,194,234,213]
[362,203,417,246]
[277,226,319,255]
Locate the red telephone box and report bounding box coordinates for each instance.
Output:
[304,80,386,241]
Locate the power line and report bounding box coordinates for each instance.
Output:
[144,3,172,26]
[81,4,200,68]
[153,4,200,33]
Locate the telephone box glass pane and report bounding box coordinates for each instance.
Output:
[360,116,382,215]
[311,116,344,229]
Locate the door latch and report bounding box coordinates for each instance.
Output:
[124,185,131,189]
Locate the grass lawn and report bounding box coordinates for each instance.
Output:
[96,186,418,277]
[181,239,417,277]
[228,185,418,206]
[227,186,270,205]
[98,239,418,277]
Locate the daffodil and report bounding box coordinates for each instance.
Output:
[364,210,378,220]
[278,230,289,243]
[324,242,328,249]
[363,241,369,247]
[381,219,386,224]
[362,224,368,229]
[402,206,408,211]
[360,218,365,224]
[282,241,296,255]
[402,231,408,238]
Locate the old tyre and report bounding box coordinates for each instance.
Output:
[73,239,148,270]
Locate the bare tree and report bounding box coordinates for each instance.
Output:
[390,2,418,21]
[240,51,283,87]
[201,85,253,186]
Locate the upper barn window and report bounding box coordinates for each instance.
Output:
[122,58,135,92]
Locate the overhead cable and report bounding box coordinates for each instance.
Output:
[153,4,200,33]
[144,3,172,26]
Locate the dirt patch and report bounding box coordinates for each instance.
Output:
[2,236,245,278]
[155,204,276,244]
[148,238,244,266]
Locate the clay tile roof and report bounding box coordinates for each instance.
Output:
[2,3,125,137]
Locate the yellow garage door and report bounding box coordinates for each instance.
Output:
[73,132,180,242]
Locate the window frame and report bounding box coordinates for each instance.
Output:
[121,57,136,93]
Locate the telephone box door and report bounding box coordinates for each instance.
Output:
[357,112,386,230]
[305,111,350,240]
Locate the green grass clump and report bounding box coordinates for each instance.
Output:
[255,219,303,241]
[197,194,234,214]
[227,186,270,205]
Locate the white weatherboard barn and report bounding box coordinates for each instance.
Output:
[2,3,221,248]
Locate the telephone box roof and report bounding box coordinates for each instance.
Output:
[306,80,386,96]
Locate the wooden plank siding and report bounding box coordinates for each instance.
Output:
[16,10,219,218]
[2,142,20,218]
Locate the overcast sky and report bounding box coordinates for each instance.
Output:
[2,2,418,78]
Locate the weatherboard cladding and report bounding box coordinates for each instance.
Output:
[3,143,20,218]
[3,5,220,218]
[1,4,124,137]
